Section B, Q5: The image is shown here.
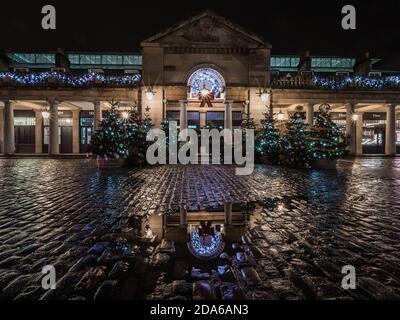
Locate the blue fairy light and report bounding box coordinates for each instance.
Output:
[0,71,141,87]
[312,75,400,90]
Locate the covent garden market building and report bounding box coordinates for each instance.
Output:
[0,11,400,156]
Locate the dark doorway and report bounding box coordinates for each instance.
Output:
[15,126,35,153]
[60,127,73,153]
[43,111,73,153]
[14,110,36,153]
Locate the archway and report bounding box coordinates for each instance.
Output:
[187,67,225,99]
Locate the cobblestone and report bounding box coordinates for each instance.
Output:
[0,158,399,299]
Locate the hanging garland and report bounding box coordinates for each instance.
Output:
[313,75,400,90]
[0,71,141,87]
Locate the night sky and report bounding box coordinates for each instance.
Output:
[1,0,399,59]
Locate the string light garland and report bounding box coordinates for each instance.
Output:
[313,75,400,90]
[0,71,141,87]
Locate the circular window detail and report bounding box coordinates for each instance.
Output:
[187,68,225,99]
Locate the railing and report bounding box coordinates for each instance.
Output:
[0,71,141,88]
[272,75,400,90]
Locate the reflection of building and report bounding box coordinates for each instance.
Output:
[146,204,250,260]
[1,11,400,156]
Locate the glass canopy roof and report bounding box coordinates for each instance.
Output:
[8,52,355,73]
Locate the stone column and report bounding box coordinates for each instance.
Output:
[345,103,356,155]
[179,208,187,228]
[385,104,396,156]
[305,103,314,126]
[49,100,59,155]
[179,100,188,130]
[224,100,233,130]
[93,101,102,130]
[0,108,4,153]
[3,101,15,155]
[72,110,80,154]
[199,111,206,128]
[355,112,363,155]
[34,110,43,154]
[224,203,232,225]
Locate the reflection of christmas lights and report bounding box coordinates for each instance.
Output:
[189,229,224,258]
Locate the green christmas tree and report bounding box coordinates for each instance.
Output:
[255,111,280,162]
[238,111,257,158]
[91,102,128,159]
[309,104,346,160]
[241,111,256,131]
[281,110,311,168]
[126,106,153,165]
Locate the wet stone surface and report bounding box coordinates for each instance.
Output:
[0,158,400,300]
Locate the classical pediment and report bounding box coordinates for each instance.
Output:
[141,10,271,49]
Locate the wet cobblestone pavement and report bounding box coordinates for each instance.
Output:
[0,158,400,300]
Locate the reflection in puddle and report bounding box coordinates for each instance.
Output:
[136,197,400,300]
[188,223,225,260]
[145,204,254,261]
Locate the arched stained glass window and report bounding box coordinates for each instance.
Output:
[187,68,225,99]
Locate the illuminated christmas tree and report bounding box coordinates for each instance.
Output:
[241,111,256,130]
[255,111,280,162]
[91,102,129,159]
[309,104,346,160]
[126,106,153,165]
[281,110,312,168]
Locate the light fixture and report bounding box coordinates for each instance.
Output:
[121,111,129,120]
[145,87,155,101]
[277,111,285,121]
[41,110,50,119]
[200,83,210,97]
[257,89,270,102]
[352,114,359,122]
[260,92,270,102]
